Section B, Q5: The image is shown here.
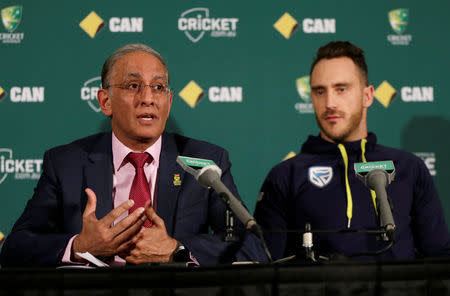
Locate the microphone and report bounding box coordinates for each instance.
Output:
[176,156,263,237]
[355,161,396,241]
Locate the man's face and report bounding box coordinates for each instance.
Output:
[310,57,373,143]
[97,51,172,150]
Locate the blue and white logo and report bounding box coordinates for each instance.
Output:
[308,166,333,188]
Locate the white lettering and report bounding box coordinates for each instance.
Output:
[81,87,99,100]
[402,87,434,102]
[323,19,336,33]
[303,18,335,33]
[209,87,220,102]
[34,159,43,172]
[208,87,242,102]
[10,87,44,102]
[10,87,21,102]
[32,87,45,102]
[178,18,187,30]
[5,159,14,173]
[110,17,143,32]
[131,18,143,32]
[188,18,197,30]
[229,87,242,102]
[109,17,120,32]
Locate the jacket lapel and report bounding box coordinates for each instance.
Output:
[84,132,114,220]
[156,132,184,235]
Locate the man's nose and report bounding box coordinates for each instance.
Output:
[139,85,156,105]
[325,93,337,109]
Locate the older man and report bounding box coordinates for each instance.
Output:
[1,44,264,267]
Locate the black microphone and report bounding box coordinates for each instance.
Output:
[176,156,263,237]
[197,168,262,237]
[355,161,396,241]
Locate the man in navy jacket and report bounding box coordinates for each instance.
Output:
[254,41,450,260]
[1,44,264,267]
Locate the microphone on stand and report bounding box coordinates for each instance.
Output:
[355,160,396,242]
[176,156,272,261]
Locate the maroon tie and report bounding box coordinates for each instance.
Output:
[127,152,152,227]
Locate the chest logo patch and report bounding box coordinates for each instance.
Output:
[308,166,333,188]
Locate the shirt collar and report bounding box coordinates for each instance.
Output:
[112,132,162,172]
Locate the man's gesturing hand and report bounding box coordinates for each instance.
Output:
[122,204,178,264]
[72,188,145,261]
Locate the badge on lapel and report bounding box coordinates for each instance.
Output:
[308,166,333,188]
[173,174,182,186]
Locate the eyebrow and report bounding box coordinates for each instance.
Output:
[123,73,168,82]
[311,82,351,90]
[332,82,351,88]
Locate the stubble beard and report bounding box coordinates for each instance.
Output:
[315,108,363,143]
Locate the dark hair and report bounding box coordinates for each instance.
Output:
[310,41,368,85]
[101,44,169,88]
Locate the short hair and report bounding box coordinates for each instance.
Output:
[101,44,169,88]
[310,41,368,85]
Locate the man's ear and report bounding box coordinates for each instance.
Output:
[363,85,374,108]
[97,89,112,116]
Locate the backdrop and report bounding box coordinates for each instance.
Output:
[0,1,449,237]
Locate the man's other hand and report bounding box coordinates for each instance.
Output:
[72,188,145,261]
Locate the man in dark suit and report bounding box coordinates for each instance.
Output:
[0,44,264,267]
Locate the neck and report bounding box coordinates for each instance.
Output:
[113,132,159,152]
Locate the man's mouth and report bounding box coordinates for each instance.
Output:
[137,113,156,121]
[322,111,344,122]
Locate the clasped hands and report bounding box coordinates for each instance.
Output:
[72,188,178,264]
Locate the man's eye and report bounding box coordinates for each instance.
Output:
[152,84,165,92]
[338,87,345,92]
[314,89,324,95]
[127,83,140,90]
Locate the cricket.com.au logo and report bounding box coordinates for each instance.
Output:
[294,76,314,114]
[80,76,102,112]
[177,8,238,43]
[0,5,24,44]
[387,9,412,46]
[415,152,437,176]
[0,149,42,184]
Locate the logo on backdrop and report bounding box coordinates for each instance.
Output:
[177,8,238,43]
[0,5,24,44]
[387,8,412,46]
[0,86,7,101]
[273,12,336,39]
[178,80,242,108]
[309,166,333,188]
[79,11,143,38]
[294,76,314,114]
[0,148,42,184]
[415,152,437,176]
[374,80,434,108]
[0,86,45,103]
[81,76,101,112]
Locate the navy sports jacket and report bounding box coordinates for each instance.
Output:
[254,133,450,260]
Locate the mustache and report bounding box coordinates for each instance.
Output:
[320,110,345,119]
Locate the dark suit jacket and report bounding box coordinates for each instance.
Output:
[0,132,265,267]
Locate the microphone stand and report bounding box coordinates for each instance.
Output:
[271,223,395,263]
[223,203,240,242]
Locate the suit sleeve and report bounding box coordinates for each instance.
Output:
[0,150,74,267]
[178,149,268,264]
[411,157,450,257]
